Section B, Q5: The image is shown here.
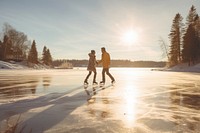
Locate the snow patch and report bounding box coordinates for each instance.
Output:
[0,60,28,69]
[0,60,49,69]
[155,63,200,72]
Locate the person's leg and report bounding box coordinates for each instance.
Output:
[93,71,97,84]
[84,71,92,84]
[105,68,115,82]
[101,68,106,83]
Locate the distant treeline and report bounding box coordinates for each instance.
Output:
[53,59,166,68]
[110,60,166,67]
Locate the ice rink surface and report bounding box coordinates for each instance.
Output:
[0,68,200,132]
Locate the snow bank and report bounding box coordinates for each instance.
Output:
[0,61,28,69]
[155,63,200,73]
[0,60,49,70]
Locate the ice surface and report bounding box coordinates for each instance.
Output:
[0,68,200,133]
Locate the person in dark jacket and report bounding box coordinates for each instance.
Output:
[98,47,115,84]
[84,50,98,85]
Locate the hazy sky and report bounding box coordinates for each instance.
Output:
[0,0,200,61]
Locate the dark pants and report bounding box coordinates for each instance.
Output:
[102,68,115,82]
[85,71,97,82]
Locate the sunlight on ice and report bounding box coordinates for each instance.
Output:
[1,69,200,132]
[122,84,139,127]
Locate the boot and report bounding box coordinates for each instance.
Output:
[100,81,105,84]
[111,80,115,84]
[93,81,98,85]
[84,80,88,85]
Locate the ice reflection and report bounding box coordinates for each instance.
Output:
[116,70,141,128]
[42,76,52,88]
[0,72,52,101]
[122,85,138,127]
[84,84,114,120]
[0,77,39,99]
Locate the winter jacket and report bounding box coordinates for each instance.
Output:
[87,53,97,72]
[98,51,110,68]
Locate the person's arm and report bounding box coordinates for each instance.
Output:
[98,54,103,64]
[94,56,98,65]
[95,60,98,65]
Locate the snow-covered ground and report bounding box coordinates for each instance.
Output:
[0,60,28,69]
[152,63,200,73]
[0,60,49,69]
[0,68,199,133]
[166,63,200,72]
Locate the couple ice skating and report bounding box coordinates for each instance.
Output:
[84,47,115,85]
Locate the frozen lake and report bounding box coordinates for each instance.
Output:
[0,68,200,132]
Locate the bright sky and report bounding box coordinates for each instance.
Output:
[0,0,200,61]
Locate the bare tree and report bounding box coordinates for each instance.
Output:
[2,23,28,61]
[159,37,169,61]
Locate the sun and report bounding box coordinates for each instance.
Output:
[121,30,139,45]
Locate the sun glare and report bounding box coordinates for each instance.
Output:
[123,85,138,127]
[121,30,139,45]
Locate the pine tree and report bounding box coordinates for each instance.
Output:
[186,5,197,27]
[168,13,183,66]
[182,24,199,65]
[182,5,200,65]
[193,15,200,60]
[46,49,52,66]
[42,46,53,66]
[28,40,38,64]
[42,46,48,65]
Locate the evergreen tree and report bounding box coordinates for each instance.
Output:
[28,40,38,64]
[46,49,52,66]
[168,13,183,66]
[41,46,52,66]
[186,5,197,27]
[42,46,48,65]
[182,5,200,65]
[193,15,200,59]
[182,24,199,65]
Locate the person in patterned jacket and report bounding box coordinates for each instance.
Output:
[84,50,98,85]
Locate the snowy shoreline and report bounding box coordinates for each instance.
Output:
[152,63,200,73]
[0,60,50,70]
